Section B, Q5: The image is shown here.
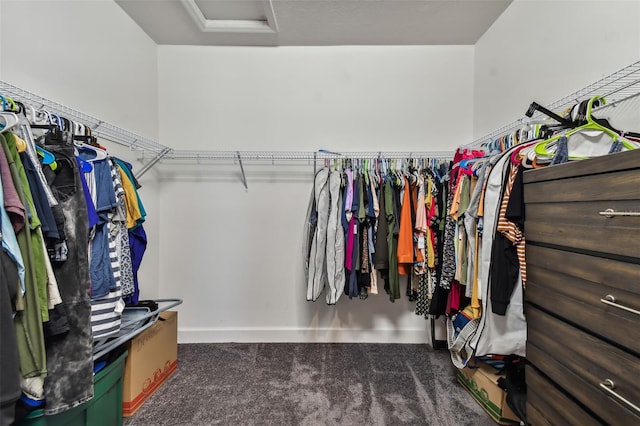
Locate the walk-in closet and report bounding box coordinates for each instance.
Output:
[1,1,639,425]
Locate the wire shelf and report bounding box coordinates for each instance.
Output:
[469,60,640,147]
[158,150,454,162]
[0,80,168,154]
[6,57,639,172]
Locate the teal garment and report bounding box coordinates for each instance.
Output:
[1,134,47,379]
[385,180,400,301]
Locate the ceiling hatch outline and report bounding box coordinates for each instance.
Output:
[181,0,279,34]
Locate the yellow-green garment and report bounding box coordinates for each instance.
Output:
[1,133,47,379]
[118,166,143,229]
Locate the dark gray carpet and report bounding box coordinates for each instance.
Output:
[123,343,495,426]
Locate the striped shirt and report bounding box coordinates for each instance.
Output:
[496,162,527,288]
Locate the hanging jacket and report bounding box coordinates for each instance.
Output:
[325,169,345,305]
[302,177,318,287]
[306,168,330,301]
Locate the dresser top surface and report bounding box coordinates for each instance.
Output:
[523,149,640,184]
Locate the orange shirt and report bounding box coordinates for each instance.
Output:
[397,177,414,275]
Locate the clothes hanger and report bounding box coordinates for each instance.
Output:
[0,110,26,155]
[24,105,37,123]
[0,112,20,133]
[534,96,637,159]
[75,143,108,162]
[35,145,56,166]
[13,101,26,116]
[73,122,107,161]
[0,115,27,153]
[3,97,17,113]
[72,122,93,172]
[4,102,59,166]
[526,100,576,128]
[510,140,538,165]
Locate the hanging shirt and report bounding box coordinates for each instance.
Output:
[118,166,143,230]
[77,158,99,230]
[344,168,354,221]
[21,153,59,241]
[14,121,58,208]
[114,160,146,229]
[397,176,413,276]
[110,159,134,298]
[385,180,400,301]
[0,146,26,295]
[494,162,527,314]
[374,181,389,271]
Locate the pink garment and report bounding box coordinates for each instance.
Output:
[0,143,26,232]
[345,217,355,271]
[446,281,463,315]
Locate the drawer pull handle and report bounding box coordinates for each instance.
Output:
[599,379,640,414]
[599,208,640,218]
[600,295,640,316]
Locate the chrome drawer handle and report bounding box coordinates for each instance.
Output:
[599,208,640,217]
[599,379,640,414]
[600,295,640,316]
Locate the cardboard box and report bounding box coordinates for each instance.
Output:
[122,311,178,417]
[457,361,521,425]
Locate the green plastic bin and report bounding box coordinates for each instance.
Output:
[17,350,128,426]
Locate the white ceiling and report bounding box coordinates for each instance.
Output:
[115,0,512,46]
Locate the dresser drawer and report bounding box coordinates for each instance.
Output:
[526,365,600,426]
[524,199,640,259]
[526,402,552,426]
[527,306,640,425]
[524,168,640,204]
[526,246,640,355]
[523,148,640,185]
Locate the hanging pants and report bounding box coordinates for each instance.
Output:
[42,137,94,415]
[0,249,21,426]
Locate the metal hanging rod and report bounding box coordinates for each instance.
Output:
[0,80,170,155]
[146,149,454,162]
[469,60,640,147]
[0,81,453,177]
[157,149,454,191]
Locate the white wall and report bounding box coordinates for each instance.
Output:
[5,0,638,344]
[474,0,640,140]
[157,45,474,342]
[0,0,162,298]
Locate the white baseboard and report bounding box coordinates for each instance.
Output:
[178,327,431,344]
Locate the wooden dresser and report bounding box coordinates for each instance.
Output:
[523,148,640,425]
